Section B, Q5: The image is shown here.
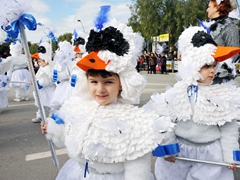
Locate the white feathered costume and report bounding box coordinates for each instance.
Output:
[45,6,175,180]
[143,26,240,180]
[0,57,11,112]
[50,41,74,110]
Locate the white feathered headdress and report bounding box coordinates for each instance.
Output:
[176,26,240,85]
[75,5,146,104]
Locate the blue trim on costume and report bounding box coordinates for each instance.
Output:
[37,80,43,89]
[52,70,58,82]
[152,143,180,157]
[84,160,89,178]
[2,82,7,87]
[233,150,240,161]
[71,74,77,87]
[51,114,64,124]
[187,84,198,102]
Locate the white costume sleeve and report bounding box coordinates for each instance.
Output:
[219,120,239,164]
[46,117,65,148]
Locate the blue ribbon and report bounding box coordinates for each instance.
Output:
[84,160,89,178]
[152,143,180,157]
[187,84,198,103]
[1,14,41,42]
[0,58,2,62]
[233,150,240,161]
[47,31,57,43]
[71,74,77,87]
[51,114,64,124]
[52,70,58,82]
[196,18,210,34]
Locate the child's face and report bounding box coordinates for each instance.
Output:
[37,59,48,67]
[198,61,217,84]
[87,73,122,105]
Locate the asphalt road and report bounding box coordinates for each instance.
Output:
[1,71,240,180]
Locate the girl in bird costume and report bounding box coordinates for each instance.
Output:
[41,6,175,180]
[143,26,240,180]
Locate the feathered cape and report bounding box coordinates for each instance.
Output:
[144,81,240,126]
[46,96,175,163]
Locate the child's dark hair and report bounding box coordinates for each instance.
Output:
[86,69,117,78]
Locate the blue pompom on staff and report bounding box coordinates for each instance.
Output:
[0,0,60,172]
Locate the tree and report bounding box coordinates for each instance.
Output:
[128,0,208,52]
[57,33,73,43]
[0,42,10,58]
[29,43,38,54]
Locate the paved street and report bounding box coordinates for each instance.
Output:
[1,71,240,179]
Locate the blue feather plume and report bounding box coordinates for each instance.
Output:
[73,29,78,41]
[94,5,111,32]
[38,38,43,46]
[196,18,210,34]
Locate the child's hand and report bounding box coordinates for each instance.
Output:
[40,122,48,134]
[164,156,176,163]
[228,163,237,171]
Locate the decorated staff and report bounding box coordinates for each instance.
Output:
[0,0,60,171]
[153,143,240,168]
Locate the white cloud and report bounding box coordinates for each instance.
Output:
[1,0,132,44]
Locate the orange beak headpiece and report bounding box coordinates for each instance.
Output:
[190,30,240,62]
[73,36,85,53]
[31,52,39,59]
[213,46,240,62]
[76,27,130,72]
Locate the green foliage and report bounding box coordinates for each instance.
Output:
[29,43,38,54]
[0,42,10,58]
[128,0,208,51]
[58,33,73,43]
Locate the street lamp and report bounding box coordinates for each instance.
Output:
[77,19,85,33]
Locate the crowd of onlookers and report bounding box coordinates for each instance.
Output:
[136,50,179,74]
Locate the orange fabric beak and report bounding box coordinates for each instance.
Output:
[76,51,110,71]
[213,46,240,62]
[31,53,39,59]
[74,46,80,53]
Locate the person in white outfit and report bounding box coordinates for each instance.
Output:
[40,5,175,180]
[32,41,56,123]
[7,41,31,102]
[143,26,240,180]
[0,57,12,113]
[50,41,75,111]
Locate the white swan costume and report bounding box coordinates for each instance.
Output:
[45,6,175,180]
[143,26,240,180]
[0,57,11,112]
[6,41,31,101]
[32,41,56,122]
[50,41,75,110]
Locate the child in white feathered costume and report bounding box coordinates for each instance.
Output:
[69,29,88,90]
[50,41,75,110]
[32,41,56,123]
[143,26,240,180]
[0,57,11,113]
[41,6,175,180]
[7,41,31,102]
